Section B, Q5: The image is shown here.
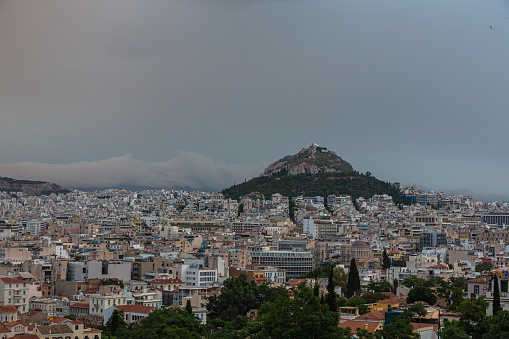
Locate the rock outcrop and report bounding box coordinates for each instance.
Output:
[261,144,354,177]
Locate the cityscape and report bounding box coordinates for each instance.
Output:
[0,144,509,337]
[1,0,508,338]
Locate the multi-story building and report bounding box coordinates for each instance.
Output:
[89,292,128,316]
[68,260,132,282]
[249,250,313,279]
[0,277,30,312]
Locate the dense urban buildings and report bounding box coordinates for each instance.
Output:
[1,183,509,337]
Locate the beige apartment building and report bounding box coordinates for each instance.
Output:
[0,277,30,312]
[88,292,127,316]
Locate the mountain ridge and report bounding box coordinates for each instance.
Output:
[0,176,69,195]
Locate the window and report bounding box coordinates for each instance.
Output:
[501,280,509,293]
[474,285,480,295]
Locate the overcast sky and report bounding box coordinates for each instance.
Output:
[1,0,508,199]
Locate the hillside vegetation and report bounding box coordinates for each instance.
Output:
[222,171,408,205]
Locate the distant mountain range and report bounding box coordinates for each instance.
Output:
[0,177,69,195]
[223,144,408,205]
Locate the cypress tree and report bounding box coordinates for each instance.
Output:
[346,258,360,298]
[393,278,399,295]
[186,299,193,314]
[493,277,501,315]
[326,264,337,312]
[314,282,320,297]
[382,249,391,270]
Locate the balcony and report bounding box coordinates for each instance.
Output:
[486,291,509,300]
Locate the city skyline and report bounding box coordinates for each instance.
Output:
[1,0,509,199]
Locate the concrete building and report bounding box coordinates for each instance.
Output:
[68,261,132,282]
[0,277,30,313]
[249,250,313,279]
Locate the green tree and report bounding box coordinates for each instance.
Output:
[493,277,501,315]
[346,259,360,298]
[314,282,320,297]
[117,308,203,339]
[104,309,127,336]
[456,296,488,337]
[406,283,437,305]
[241,284,347,339]
[438,320,469,339]
[367,280,392,293]
[475,262,493,273]
[345,296,369,314]
[207,274,260,321]
[392,279,399,295]
[480,310,509,338]
[382,249,391,270]
[186,299,193,314]
[400,302,427,319]
[333,266,348,292]
[382,317,419,339]
[402,275,426,289]
[326,263,337,311]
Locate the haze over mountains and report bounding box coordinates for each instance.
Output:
[0,144,505,202]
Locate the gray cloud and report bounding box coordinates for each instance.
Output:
[0,153,267,191]
[1,0,509,197]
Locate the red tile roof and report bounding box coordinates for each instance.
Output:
[0,277,25,284]
[50,317,69,324]
[0,306,18,313]
[70,302,90,309]
[115,305,155,314]
[339,320,381,333]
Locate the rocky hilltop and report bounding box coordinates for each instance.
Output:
[0,177,69,195]
[223,145,408,206]
[262,144,354,177]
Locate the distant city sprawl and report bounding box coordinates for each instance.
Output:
[0,185,508,337]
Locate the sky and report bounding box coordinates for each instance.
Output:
[1,0,509,199]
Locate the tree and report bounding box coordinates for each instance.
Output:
[345,296,369,314]
[493,277,501,315]
[118,308,203,339]
[456,296,488,337]
[326,264,337,311]
[186,299,193,314]
[392,279,399,295]
[382,317,419,339]
[314,282,320,297]
[206,274,260,321]
[438,320,469,339]
[382,249,391,270]
[367,280,392,293]
[333,266,348,292]
[241,284,348,339]
[406,283,437,305]
[346,259,360,298]
[400,302,427,319]
[402,275,426,289]
[104,309,127,336]
[475,262,493,273]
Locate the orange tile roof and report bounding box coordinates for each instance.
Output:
[339,320,381,333]
[115,305,155,314]
[70,302,90,309]
[0,306,18,313]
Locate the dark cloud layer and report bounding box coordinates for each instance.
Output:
[1,0,509,197]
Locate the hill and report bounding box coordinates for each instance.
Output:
[262,143,354,176]
[222,144,408,206]
[0,176,70,195]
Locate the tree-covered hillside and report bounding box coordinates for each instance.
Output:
[222,171,409,205]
